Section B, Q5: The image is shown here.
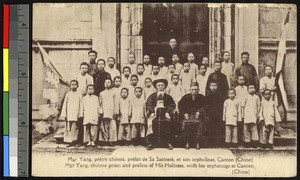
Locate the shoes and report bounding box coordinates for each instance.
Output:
[185,143,190,150]
[196,143,200,150]
[146,144,154,150]
[66,143,75,147]
[167,143,173,150]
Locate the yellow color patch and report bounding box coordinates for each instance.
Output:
[3,48,9,91]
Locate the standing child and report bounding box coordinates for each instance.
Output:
[82,85,100,147]
[99,79,117,146]
[166,74,185,111]
[223,89,240,148]
[202,56,212,75]
[150,64,162,81]
[122,66,131,87]
[143,54,152,76]
[260,65,278,106]
[125,53,137,75]
[221,51,235,88]
[158,56,168,78]
[136,64,147,88]
[128,74,139,99]
[235,75,249,102]
[187,52,198,78]
[76,62,94,96]
[241,84,260,148]
[180,62,195,94]
[166,64,176,85]
[258,89,281,149]
[172,53,183,75]
[112,76,123,114]
[105,57,120,81]
[117,87,132,145]
[131,87,147,146]
[196,64,209,96]
[143,78,156,100]
[60,80,83,147]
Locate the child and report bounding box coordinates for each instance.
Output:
[87,50,98,76]
[125,53,137,75]
[223,89,240,148]
[206,82,226,142]
[117,87,132,144]
[105,57,120,81]
[166,74,185,111]
[122,66,131,87]
[112,76,123,113]
[187,52,198,78]
[128,74,139,99]
[258,89,281,149]
[202,56,212,75]
[196,64,208,96]
[157,56,168,78]
[241,84,260,148]
[143,54,152,76]
[131,87,147,146]
[136,63,147,88]
[166,64,176,85]
[76,62,94,96]
[172,53,183,75]
[165,38,181,66]
[98,79,117,146]
[259,65,278,106]
[143,78,155,100]
[221,51,235,88]
[82,85,100,147]
[235,75,249,102]
[60,80,83,147]
[180,62,195,94]
[150,64,162,81]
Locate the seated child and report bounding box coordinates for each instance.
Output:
[258,89,281,149]
[60,80,83,147]
[143,78,156,100]
[241,84,260,148]
[82,85,100,147]
[223,89,240,148]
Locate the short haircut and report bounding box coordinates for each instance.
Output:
[228,88,236,93]
[137,63,145,69]
[70,79,78,85]
[129,53,135,57]
[223,51,230,56]
[105,78,112,83]
[80,62,89,68]
[107,57,116,63]
[97,59,106,66]
[171,74,179,80]
[144,54,150,58]
[168,64,176,68]
[152,64,159,68]
[264,65,273,71]
[87,84,94,89]
[262,89,271,95]
[210,81,218,86]
[172,53,179,57]
[134,86,143,92]
[145,77,152,82]
[214,61,221,65]
[248,84,255,88]
[114,76,121,82]
[130,74,138,80]
[123,66,131,72]
[199,63,207,69]
[241,51,250,57]
[121,87,129,93]
[88,50,97,56]
[183,61,190,66]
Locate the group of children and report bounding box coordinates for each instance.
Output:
[60,39,281,150]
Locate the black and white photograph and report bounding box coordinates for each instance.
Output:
[31,3,297,177]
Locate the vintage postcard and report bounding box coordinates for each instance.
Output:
[31,3,297,177]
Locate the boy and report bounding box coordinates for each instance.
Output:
[131,87,147,146]
[150,64,162,81]
[105,57,120,81]
[76,62,94,96]
[164,38,181,66]
[125,53,137,75]
[206,82,226,145]
[241,84,260,148]
[98,79,117,146]
[166,74,185,111]
[143,54,152,76]
[112,76,123,113]
[82,85,100,147]
[180,62,195,94]
[258,89,281,149]
[87,50,98,76]
[235,75,249,102]
[166,64,176,85]
[187,52,198,77]
[221,51,235,88]
[128,74,139,99]
[202,56,212,75]
[196,64,208,96]
[93,59,111,95]
[223,89,240,148]
[158,56,168,78]
[117,87,132,144]
[136,63,147,88]
[60,80,83,147]
[122,66,131,87]
[259,65,278,106]
[172,53,183,75]
[143,78,155,100]
[205,61,229,100]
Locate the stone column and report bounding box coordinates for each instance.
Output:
[223,4,232,53]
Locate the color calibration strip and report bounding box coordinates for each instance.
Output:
[3,4,10,177]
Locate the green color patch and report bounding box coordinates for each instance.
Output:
[3,92,9,135]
